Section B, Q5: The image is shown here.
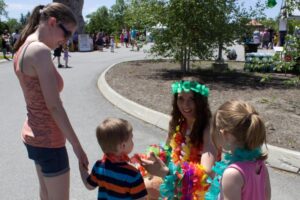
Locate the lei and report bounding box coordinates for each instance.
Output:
[172,81,209,97]
[170,124,202,164]
[160,124,209,199]
[205,147,262,200]
[131,123,209,199]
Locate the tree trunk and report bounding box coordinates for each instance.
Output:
[213,42,228,71]
[183,47,187,73]
[180,47,187,73]
[187,48,190,72]
[53,0,85,33]
[217,42,223,63]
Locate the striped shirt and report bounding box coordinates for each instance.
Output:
[87,158,147,200]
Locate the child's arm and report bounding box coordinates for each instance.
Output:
[221,168,243,200]
[201,126,218,177]
[265,167,271,200]
[79,163,96,190]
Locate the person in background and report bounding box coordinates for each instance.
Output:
[110,35,115,53]
[120,31,124,46]
[2,29,11,60]
[53,44,63,68]
[12,29,20,58]
[63,42,70,68]
[279,7,287,46]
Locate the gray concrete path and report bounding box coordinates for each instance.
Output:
[0,44,299,199]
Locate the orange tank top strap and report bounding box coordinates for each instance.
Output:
[13,42,34,73]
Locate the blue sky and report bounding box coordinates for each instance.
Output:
[2,0,283,21]
[2,0,115,20]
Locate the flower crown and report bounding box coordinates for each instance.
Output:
[171,81,209,97]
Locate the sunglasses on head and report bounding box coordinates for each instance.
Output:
[58,23,72,39]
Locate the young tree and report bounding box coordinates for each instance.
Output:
[151,0,265,72]
[150,0,214,72]
[211,0,265,63]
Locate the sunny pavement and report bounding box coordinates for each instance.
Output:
[0,43,299,199]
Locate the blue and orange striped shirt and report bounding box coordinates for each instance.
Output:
[87,157,147,199]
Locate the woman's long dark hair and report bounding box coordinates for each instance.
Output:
[14,2,77,52]
[168,77,212,147]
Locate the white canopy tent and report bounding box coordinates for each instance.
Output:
[151,23,167,30]
[288,9,300,20]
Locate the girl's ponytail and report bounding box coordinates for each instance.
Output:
[14,5,44,51]
[245,113,266,150]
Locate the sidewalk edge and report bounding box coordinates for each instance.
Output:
[98,62,300,174]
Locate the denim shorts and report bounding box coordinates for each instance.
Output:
[25,143,70,177]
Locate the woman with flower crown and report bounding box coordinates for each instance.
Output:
[137,77,218,199]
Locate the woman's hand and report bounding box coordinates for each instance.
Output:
[137,152,169,178]
[73,143,89,170]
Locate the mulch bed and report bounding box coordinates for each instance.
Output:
[106,60,300,151]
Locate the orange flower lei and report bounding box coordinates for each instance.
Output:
[169,123,202,164]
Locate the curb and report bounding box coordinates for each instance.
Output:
[98,62,300,174]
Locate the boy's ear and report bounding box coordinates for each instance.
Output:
[117,142,126,152]
[48,17,57,26]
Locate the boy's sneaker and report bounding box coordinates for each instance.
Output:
[58,64,64,68]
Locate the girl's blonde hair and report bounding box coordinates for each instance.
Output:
[14,3,77,51]
[211,100,267,152]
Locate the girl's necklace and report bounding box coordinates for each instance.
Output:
[205,147,262,200]
[169,123,201,164]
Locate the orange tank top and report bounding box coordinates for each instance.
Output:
[13,42,66,148]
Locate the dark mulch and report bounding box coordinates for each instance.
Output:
[106,60,300,151]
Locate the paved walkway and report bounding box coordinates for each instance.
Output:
[0,44,299,199]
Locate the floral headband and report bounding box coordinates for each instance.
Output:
[171,81,209,97]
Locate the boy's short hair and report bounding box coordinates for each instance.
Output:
[96,118,132,153]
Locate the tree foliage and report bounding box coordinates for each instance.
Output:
[19,12,30,26]
[110,0,127,33]
[150,0,265,72]
[212,0,265,62]
[0,0,7,18]
[85,6,112,33]
[124,0,164,30]
[6,18,22,32]
[285,0,300,14]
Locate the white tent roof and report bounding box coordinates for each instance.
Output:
[151,23,167,29]
[288,9,300,20]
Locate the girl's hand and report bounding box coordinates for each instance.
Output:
[73,143,89,170]
[137,152,169,178]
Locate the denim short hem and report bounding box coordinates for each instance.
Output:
[42,166,70,177]
[24,143,69,176]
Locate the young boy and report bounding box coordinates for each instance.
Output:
[110,35,115,53]
[79,118,147,200]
